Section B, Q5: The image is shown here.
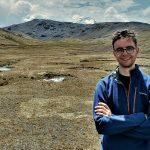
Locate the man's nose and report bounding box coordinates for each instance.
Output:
[122,49,128,55]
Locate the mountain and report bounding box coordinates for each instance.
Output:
[0,28,41,46]
[2,19,150,40]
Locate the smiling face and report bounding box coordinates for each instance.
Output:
[113,37,139,68]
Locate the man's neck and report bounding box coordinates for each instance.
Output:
[119,64,135,76]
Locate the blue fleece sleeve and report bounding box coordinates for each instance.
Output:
[122,93,150,140]
[94,113,146,135]
[93,80,146,135]
[122,117,150,139]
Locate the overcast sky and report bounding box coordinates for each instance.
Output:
[0,0,150,27]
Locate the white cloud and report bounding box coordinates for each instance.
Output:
[0,0,149,27]
[22,4,47,22]
[12,1,32,11]
[24,14,48,22]
[11,0,33,19]
[72,15,95,24]
[105,7,118,16]
[105,7,129,22]
[142,7,150,16]
[83,18,95,24]
[72,15,83,23]
[112,0,136,11]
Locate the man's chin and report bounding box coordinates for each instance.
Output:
[120,63,135,68]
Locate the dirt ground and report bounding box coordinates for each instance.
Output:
[0,40,150,150]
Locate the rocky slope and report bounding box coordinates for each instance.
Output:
[3,19,150,40]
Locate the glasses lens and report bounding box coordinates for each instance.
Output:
[126,46,135,54]
[114,48,124,54]
[114,46,135,55]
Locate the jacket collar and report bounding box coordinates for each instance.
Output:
[111,64,140,81]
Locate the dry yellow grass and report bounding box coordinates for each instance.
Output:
[0,30,149,150]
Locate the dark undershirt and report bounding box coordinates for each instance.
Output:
[118,72,130,91]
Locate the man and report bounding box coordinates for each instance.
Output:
[93,29,150,150]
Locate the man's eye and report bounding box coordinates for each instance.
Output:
[116,48,123,52]
[126,46,135,51]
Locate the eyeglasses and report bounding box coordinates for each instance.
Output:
[114,46,136,55]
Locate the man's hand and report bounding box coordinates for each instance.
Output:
[95,102,112,116]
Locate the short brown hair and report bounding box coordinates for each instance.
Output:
[112,29,137,49]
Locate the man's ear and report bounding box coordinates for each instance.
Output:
[136,47,139,54]
[112,50,116,57]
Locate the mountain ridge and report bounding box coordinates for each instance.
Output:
[2,19,150,40]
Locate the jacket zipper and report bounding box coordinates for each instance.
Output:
[127,78,131,114]
[133,87,137,113]
[118,81,130,113]
[118,77,137,114]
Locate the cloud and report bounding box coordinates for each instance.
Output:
[72,15,95,24]
[105,7,118,16]
[142,7,150,16]
[82,17,96,24]
[72,15,83,23]
[11,1,33,20]
[12,1,32,12]
[24,14,49,22]
[112,0,137,11]
[104,7,129,22]
[0,0,34,26]
[0,0,149,27]
[22,4,49,22]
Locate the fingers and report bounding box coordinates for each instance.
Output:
[95,102,109,111]
[98,102,110,109]
[95,105,108,113]
[94,102,112,116]
[95,107,111,116]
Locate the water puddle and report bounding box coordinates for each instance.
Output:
[42,72,74,83]
[43,76,65,82]
[0,65,11,71]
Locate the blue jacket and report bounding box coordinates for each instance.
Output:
[93,65,150,150]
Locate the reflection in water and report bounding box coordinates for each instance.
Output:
[43,76,65,82]
[0,66,11,71]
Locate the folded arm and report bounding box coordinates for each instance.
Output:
[94,104,146,135]
[122,117,150,139]
[122,88,150,139]
[93,81,146,135]
[94,98,150,139]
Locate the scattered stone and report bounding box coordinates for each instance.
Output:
[0,80,8,86]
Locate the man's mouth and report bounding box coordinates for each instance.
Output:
[121,57,131,61]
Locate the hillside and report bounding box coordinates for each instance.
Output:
[3,19,150,40]
[0,28,41,46]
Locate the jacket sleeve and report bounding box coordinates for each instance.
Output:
[93,80,146,135]
[122,88,150,139]
[122,117,150,139]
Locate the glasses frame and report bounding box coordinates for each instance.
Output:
[114,46,136,55]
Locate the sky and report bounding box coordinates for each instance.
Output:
[0,0,150,27]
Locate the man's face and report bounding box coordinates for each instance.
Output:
[113,38,139,68]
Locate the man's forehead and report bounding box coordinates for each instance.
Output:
[114,37,135,47]
[115,37,134,43]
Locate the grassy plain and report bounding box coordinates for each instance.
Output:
[0,29,150,150]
